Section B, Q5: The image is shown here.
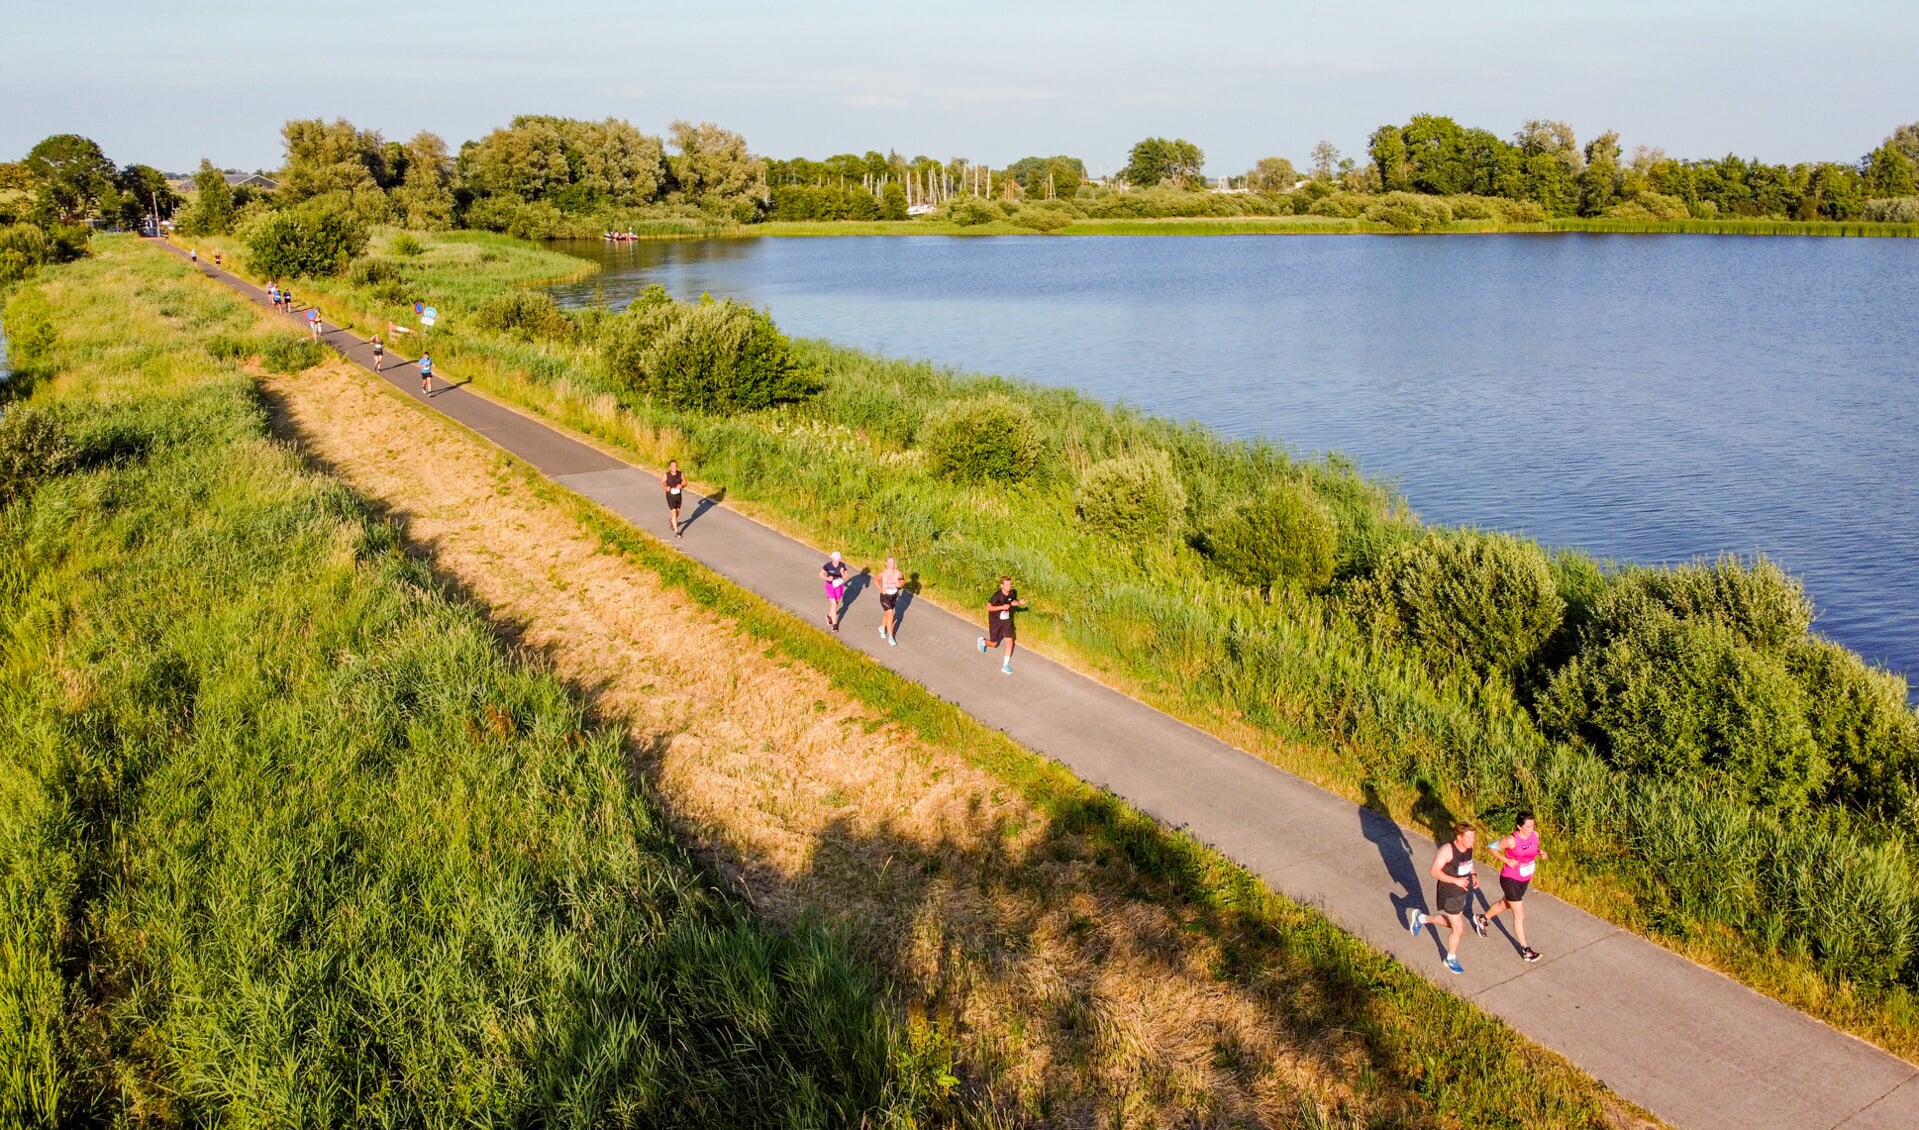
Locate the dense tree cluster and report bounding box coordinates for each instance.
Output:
[1362,114,1917,220]
[0,134,180,281]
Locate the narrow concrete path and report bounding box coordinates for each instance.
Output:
[169,240,1919,1130]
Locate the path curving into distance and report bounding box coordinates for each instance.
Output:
[164,238,1919,1130]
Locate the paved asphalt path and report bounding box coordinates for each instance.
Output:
[167,239,1919,1130]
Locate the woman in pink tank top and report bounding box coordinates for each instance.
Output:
[1479,812,1547,962]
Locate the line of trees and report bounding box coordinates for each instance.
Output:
[1354,115,1919,220]
[9,113,1918,270]
[0,134,183,281]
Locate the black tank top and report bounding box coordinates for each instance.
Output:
[664,470,684,492]
[1447,843,1474,879]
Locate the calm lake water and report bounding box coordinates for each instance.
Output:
[549,234,1919,692]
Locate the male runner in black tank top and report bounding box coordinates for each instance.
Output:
[662,460,685,538]
[1408,824,1477,975]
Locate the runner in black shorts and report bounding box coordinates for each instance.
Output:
[662,459,685,538]
[877,556,904,645]
[976,575,1025,675]
[1408,824,1477,975]
[371,334,385,372]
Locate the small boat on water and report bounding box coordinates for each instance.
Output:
[602,231,641,242]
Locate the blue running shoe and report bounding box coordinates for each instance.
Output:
[1445,954,1464,975]
[1406,907,1423,938]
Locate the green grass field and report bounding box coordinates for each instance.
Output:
[0,241,958,1126]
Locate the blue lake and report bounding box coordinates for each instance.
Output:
[550,234,1919,693]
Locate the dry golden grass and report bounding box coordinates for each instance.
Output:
[245,346,1651,1128]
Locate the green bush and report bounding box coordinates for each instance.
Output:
[1608,193,1691,221]
[1540,614,1828,811]
[0,223,53,284]
[1306,193,1367,219]
[1,288,57,372]
[1592,555,1812,654]
[203,333,258,362]
[246,203,370,278]
[260,335,329,374]
[476,290,573,342]
[1201,480,1338,593]
[348,257,403,287]
[1078,187,1288,220]
[389,232,426,256]
[1348,531,1563,679]
[601,287,810,414]
[1863,197,1919,223]
[1791,640,1919,818]
[937,196,1002,227]
[1077,450,1187,541]
[1363,192,1455,232]
[918,393,1045,483]
[0,405,74,508]
[1010,204,1076,233]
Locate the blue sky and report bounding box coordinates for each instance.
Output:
[5,0,1914,175]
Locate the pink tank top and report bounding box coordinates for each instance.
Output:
[1500,829,1540,882]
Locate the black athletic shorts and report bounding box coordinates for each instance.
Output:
[1500,875,1530,903]
[665,489,682,511]
[880,591,898,611]
[1435,881,1469,916]
[988,614,1014,644]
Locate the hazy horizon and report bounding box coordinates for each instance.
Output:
[6,0,1915,175]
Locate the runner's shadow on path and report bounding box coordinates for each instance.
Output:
[1361,780,1424,929]
[681,487,726,531]
[840,570,871,613]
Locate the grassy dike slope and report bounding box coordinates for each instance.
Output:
[0,244,948,1125]
[64,244,1662,1125]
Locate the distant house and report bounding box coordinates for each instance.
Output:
[224,173,279,191]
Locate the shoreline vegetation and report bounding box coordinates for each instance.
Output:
[166,224,1919,1065]
[8,113,1919,293]
[0,234,1662,1126]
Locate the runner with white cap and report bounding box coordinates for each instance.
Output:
[820,551,850,631]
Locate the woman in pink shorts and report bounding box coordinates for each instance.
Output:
[820,550,849,631]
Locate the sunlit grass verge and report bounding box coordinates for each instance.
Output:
[0,243,954,1126]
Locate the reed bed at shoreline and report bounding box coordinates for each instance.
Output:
[179,229,1919,1059]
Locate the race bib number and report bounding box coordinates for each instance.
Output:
[1518,861,1535,878]
[669,488,681,496]
[1456,861,1473,877]
[883,588,899,596]
[999,611,1009,620]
